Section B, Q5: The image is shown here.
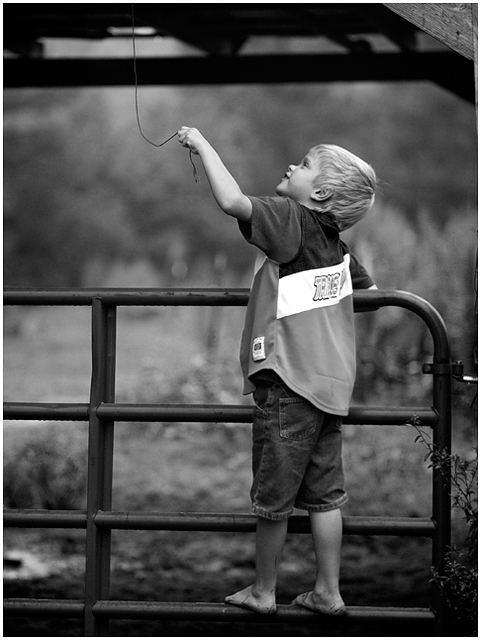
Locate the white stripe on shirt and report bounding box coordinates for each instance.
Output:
[277,254,352,319]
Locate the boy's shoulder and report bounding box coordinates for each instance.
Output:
[249,195,302,212]
[252,196,339,232]
[241,196,303,264]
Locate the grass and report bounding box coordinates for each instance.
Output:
[3,305,475,636]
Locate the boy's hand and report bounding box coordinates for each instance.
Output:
[177,126,208,155]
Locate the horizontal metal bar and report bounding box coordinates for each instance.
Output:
[3,288,250,306]
[3,509,434,537]
[3,403,89,421]
[93,600,434,624]
[3,401,438,426]
[4,598,85,618]
[3,509,87,528]
[98,403,438,426]
[3,598,434,625]
[94,512,434,537]
[97,403,255,423]
[3,287,381,309]
[343,516,435,537]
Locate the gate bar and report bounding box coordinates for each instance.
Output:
[3,402,438,426]
[84,299,116,637]
[4,599,85,617]
[4,402,89,421]
[4,598,434,625]
[3,287,250,306]
[94,601,434,625]
[4,509,87,528]
[96,403,438,425]
[3,287,378,310]
[2,509,435,536]
[93,512,435,536]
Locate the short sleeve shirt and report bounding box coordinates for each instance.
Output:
[238,196,373,415]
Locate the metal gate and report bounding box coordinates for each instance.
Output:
[3,287,452,636]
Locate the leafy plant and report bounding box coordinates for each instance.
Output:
[3,424,88,510]
[411,417,477,635]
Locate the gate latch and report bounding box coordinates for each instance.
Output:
[422,360,478,384]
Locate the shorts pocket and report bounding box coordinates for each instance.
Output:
[253,385,270,418]
[279,396,318,440]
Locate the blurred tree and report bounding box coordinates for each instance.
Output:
[4,89,138,286]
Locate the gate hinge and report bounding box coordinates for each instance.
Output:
[423,361,478,384]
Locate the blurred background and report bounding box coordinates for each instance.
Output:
[4,28,478,637]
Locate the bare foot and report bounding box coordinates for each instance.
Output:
[291,590,346,616]
[225,584,276,614]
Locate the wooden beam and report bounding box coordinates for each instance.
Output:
[287,7,357,53]
[361,4,418,52]
[133,6,247,56]
[3,53,475,102]
[383,3,474,60]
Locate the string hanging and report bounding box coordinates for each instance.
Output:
[131,4,200,182]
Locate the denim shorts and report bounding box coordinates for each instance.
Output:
[250,376,348,520]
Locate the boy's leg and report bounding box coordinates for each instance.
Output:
[292,508,346,615]
[225,515,288,614]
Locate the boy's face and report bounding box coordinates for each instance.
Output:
[275,150,320,205]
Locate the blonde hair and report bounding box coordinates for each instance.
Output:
[311,144,377,231]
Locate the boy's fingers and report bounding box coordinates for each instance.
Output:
[178,127,202,152]
[178,127,196,145]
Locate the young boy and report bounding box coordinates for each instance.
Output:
[177,127,377,616]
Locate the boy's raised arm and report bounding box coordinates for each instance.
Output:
[177,127,252,222]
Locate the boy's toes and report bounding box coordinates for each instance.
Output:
[224,593,244,606]
[225,585,276,614]
[291,591,346,616]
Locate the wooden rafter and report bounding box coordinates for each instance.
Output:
[133,6,247,56]
[3,52,475,103]
[361,4,418,52]
[383,3,475,60]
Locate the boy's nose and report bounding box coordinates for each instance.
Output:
[287,164,296,174]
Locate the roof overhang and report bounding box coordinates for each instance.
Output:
[3,4,476,102]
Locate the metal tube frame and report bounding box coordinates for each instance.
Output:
[84,298,117,636]
[3,288,451,636]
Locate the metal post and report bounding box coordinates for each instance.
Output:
[84,298,116,636]
[431,362,452,634]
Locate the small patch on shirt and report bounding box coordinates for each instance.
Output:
[252,336,266,361]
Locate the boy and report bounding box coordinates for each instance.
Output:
[177,127,377,616]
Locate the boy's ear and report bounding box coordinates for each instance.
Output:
[311,186,334,202]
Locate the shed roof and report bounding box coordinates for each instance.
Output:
[3,3,476,102]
